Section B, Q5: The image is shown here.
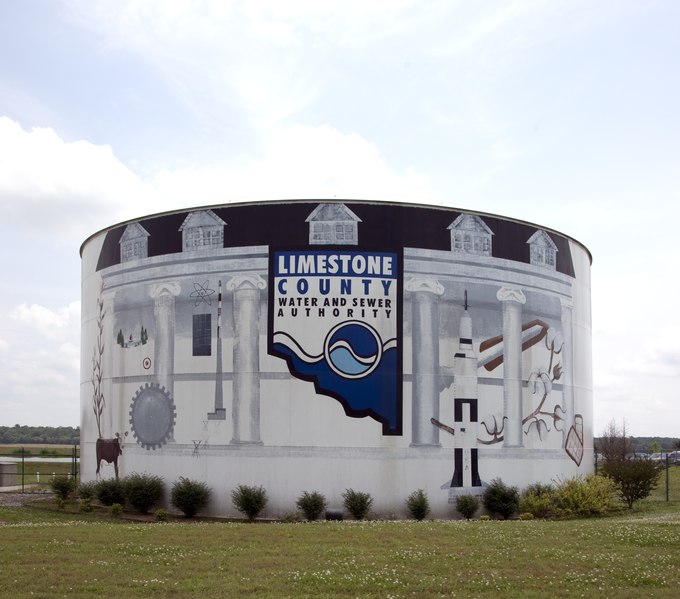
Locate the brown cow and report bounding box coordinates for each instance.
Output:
[96,437,123,479]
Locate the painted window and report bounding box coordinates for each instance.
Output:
[310,222,356,244]
[192,314,212,356]
[185,227,223,249]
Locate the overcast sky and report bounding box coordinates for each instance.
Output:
[1,0,678,439]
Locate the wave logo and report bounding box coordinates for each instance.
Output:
[325,321,385,379]
[271,320,400,435]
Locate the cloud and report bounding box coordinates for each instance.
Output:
[10,302,81,341]
[0,117,163,239]
[1,301,81,426]
[149,123,439,204]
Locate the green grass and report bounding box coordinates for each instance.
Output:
[1,500,679,598]
[648,464,680,502]
[0,444,78,458]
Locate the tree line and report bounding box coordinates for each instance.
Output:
[0,425,80,445]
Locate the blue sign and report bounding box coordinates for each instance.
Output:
[269,249,402,435]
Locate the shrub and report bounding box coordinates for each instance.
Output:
[455,494,481,520]
[155,508,168,522]
[110,503,123,518]
[519,512,534,520]
[519,483,556,518]
[55,497,66,510]
[601,459,662,508]
[49,476,76,500]
[482,479,519,520]
[79,498,93,513]
[524,482,555,497]
[78,481,97,500]
[342,489,373,520]
[281,512,302,523]
[231,484,268,521]
[479,514,490,521]
[296,491,327,521]
[405,489,431,521]
[519,491,555,519]
[123,473,164,514]
[95,478,126,506]
[171,477,212,518]
[553,475,617,516]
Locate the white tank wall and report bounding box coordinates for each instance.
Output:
[80,201,593,518]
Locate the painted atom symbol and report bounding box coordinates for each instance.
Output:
[190,281,216,306]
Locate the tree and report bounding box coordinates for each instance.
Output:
[648,440,661,455]
[601,459,662,508]
[598,419,634,461]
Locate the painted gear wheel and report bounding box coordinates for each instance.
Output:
[129,383,176,450]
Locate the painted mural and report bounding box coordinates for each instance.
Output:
[80,200,593,517]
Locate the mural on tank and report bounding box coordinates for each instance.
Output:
[82,200,593,515]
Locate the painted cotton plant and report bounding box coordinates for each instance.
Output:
[91,288,106,438]
[523,327,565,440]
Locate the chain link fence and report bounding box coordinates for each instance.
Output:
[0,446,79,493]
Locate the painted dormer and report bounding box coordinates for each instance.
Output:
[527,229,558,270]
[448,214,493,256]
[179,209,226,252]
[306,203,361,245]
[119,222,150,263]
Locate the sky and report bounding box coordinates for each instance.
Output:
[0,0,679,440]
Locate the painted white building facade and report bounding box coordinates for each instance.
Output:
[80,200,593,518]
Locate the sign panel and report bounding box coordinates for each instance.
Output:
[269,249,402,434]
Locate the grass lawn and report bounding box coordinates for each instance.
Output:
[0,444,78,457]
[1,498,679,598]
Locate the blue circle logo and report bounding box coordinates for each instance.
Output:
[324,321,383,379]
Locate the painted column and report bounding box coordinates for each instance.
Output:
[228,274,266,445]
[560,297,574,445]
[150,282,181,397]
[497,286,526,448]
[406,278,444,446]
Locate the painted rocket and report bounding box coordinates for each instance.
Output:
[451,292,482,487]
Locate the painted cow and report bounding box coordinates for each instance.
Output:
[96,437,123,479]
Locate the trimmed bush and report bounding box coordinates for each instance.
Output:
[79,498,93,513]
[231,484,268,521]
[155,508,168,522]
[78,481,97,500]
[110,503,123,518]
[296,491,327,521]
[171,477,212,518]
[123,473,164,514]
[405,489,430,521]
[49,476,76,500]
[482,478,519,520]
[95,478,126,506]
[455,494,481,520]
[553,475,617,516]
[342,489,373,520]
[519,483,556,518]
